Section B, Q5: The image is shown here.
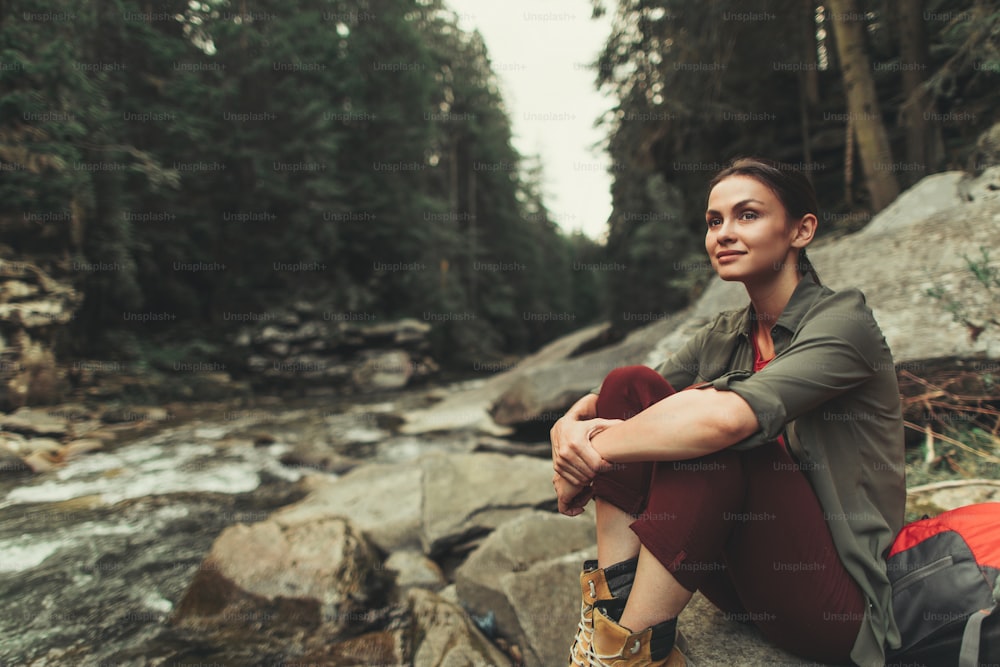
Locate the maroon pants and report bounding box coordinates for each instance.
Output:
[591,366,865,663]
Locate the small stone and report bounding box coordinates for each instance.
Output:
[21,437,62,457]
[61,439,104,461]
[351,350,414,392]
[385,550,447,591]
[1,407,69,437]
[23,450,61,473]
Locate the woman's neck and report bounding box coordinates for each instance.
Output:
[745,269,801,332]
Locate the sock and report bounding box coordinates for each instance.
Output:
[596,598,627,622]
[604,556,638,599]
[647,618,677,660]
[596,601,677,659]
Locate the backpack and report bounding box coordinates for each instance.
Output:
[885,502,1000,667]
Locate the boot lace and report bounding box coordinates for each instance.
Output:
[569,586,598,666]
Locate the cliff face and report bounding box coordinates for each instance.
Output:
[0,260,82,409]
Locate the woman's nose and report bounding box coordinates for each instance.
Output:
[716,218,737,242]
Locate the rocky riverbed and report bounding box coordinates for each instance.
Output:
[3,375,999,666]
[0,377,824,667]
[0,387,494,666]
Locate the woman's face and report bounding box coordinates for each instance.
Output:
[704,175,800,284]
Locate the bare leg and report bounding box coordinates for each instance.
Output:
[619,546,693,630]
[596,498,641,568]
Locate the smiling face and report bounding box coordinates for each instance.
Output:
[704,174,814,286]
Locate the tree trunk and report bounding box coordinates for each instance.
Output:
[799,0,820,175]
[890,0,944,177]
[802,0,820,106]
[826,0,901,211]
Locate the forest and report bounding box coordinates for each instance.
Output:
[1,0,998,379]
[1,1,999,665]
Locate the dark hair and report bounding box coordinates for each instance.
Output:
[707,157,821,285]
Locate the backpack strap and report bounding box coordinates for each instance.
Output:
[959,605,995,667]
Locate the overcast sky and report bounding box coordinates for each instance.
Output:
[444,0,615,241]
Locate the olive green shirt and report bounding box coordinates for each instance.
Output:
[593,275,905,666]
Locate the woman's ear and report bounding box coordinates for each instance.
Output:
[790,213,818,249]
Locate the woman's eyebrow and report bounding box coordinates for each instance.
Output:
[705,198,766,216]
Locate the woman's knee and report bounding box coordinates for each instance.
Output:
[597,365,676,420]
[600,365,673,396]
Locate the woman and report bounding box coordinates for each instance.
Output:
[551,157,905,667]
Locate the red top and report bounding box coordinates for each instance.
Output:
[751,334,788,450]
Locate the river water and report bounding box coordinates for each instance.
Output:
[0,391,469,667]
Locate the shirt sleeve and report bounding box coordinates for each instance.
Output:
[652,325,707,390]
[709,290,883,448]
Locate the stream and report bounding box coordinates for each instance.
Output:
[0,388,474,667]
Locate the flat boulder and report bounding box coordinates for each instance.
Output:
[171,515,391,640]
[421,452,556,556]
[677,593,817,666]
[274,463,424,553]
[269,451,556,559]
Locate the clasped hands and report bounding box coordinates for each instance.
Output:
[549,414,623,517]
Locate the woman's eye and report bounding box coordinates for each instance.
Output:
[707,218,721,227]
[740,211,758,220]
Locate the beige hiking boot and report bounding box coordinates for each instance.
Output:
[568,561,616,666]
[587,605,695,667]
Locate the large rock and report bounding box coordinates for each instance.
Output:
[489,314,684,427]
[863,170,966,234]
[400,321,611,435]
[501,550,590,667]
[677,593,820,666]
[275,463,425,553]
[273,451,555,558]
[455,511,596,666]
[307,587,511,666]
[420,451,555,556]
[407,588,512,667]
[171,515,392,641]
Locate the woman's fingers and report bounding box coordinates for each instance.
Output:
[552,416,621,483]
[553,475,593,516]
[551,419,598,484]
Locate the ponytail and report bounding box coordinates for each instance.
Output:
[799,248,822,286]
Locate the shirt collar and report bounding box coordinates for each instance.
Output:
[736,273,824,339]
